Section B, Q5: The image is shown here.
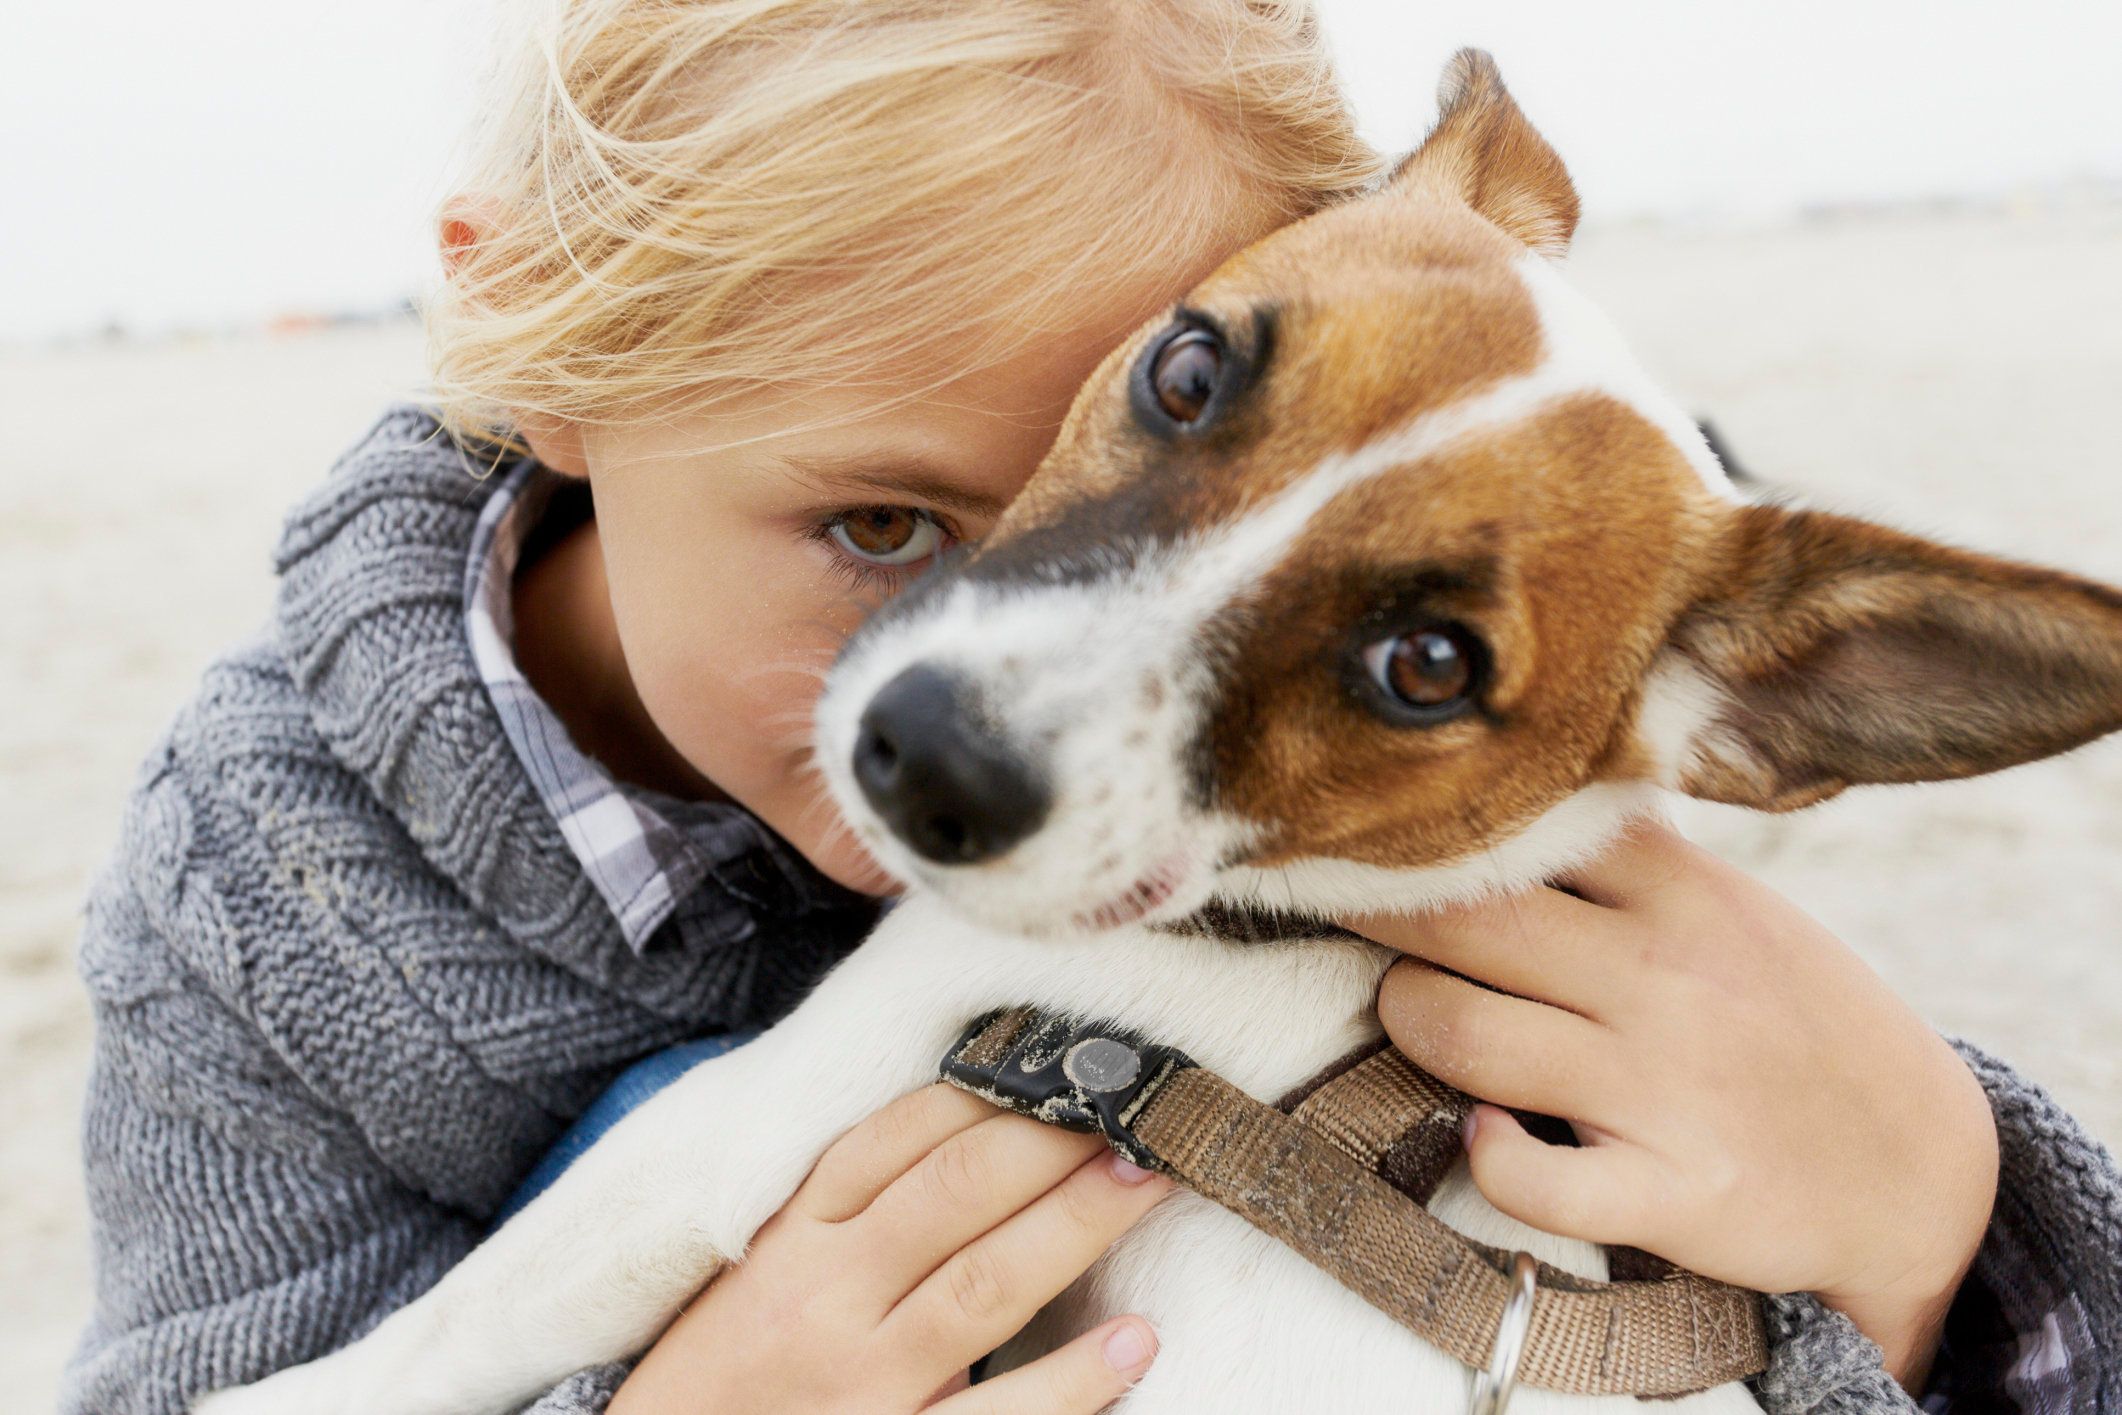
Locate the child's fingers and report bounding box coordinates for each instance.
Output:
[851,1112,1107,1297]
[794,1083,1003,1222]
[886,1151,1171,1369]
[1378,959,1621,1123]
[929,1316,1157,1415]
[1346,887,1618,1015]
[1462,1103,1664,1247]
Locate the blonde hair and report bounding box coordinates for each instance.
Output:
[427,0,1379,443]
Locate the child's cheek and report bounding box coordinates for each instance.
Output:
[614,532,891,893]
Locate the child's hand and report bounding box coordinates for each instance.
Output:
[609,1083,1169,1414]
[1348,822,1998,1391]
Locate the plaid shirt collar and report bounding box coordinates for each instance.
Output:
[464,459,817,952]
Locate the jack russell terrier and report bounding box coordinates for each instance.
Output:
[198,50,2122,1415]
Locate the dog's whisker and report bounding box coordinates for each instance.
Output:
[760,707,821,735]
[735,657,834,689]
[762,721,821,754]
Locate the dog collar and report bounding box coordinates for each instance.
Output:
[940,1007,1769,1401]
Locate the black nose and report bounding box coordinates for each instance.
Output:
[853,666,1051,865]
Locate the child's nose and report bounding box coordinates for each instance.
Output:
[853,664,1052,866]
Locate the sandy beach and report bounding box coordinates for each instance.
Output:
[5,202,2119,1406]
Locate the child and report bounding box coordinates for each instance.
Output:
[63,2,2118,1412]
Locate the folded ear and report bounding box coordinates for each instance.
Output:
[1662,504,2122,811]
[1389,49,1580,258]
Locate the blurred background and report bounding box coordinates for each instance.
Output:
[3,0,2119,1405]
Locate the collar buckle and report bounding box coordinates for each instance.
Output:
[940,1009,1194,1170]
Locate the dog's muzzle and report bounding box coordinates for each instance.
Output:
[852,664,1052,866]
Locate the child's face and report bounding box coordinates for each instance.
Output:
[556,258,1245,896]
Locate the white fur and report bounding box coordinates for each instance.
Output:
[1636,652,1733,787]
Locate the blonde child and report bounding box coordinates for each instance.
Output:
[65,3,2119,1412]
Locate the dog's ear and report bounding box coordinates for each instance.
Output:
[1389,49,1580,258]
[1659,504,2122,811]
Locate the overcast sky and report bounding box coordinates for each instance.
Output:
[3,0,2117,342]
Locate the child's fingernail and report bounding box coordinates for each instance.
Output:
[1462,1107,1481,1149]
[1109,1153,1156,1185]
[1102,1319,1156,1373]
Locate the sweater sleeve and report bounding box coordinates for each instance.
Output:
[1755,1295,1917,1415]
[1753,1041,2122,1414]
[517,1365,632,1413]
[60,771,625,1415]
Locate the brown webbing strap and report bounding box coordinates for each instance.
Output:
[1291,1047,1684,1288]
[1131,1064,1768,1396]
[1288,1043,1472,1205]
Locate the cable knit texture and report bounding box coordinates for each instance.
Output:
[63,407,2122,1412]
[63,408,868,1414]
[1757,1294,1914,1414]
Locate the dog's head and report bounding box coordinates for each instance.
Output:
[816,50,2122,934]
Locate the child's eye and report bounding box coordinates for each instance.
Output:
[823,506,949,568]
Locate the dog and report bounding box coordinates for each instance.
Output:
[196,51,2122,1415]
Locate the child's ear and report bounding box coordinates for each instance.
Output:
[1388,48,1580,258]
[433,194,590,477]
[437,194,512,280]
[1661,504,2122,811]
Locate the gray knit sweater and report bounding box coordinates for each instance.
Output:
[63,408,2122,1412]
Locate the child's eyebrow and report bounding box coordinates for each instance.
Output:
[775,452,1009,520]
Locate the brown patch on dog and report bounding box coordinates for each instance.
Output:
[1211,394,1717,869]
[1667,506,2122,810]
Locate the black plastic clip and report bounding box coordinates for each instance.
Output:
[939,1009,1196,1170]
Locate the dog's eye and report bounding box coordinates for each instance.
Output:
[1361,625,1483,719]
[1148,329,1223,425]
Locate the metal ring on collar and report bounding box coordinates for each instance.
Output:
[1468,1251,1538,1415]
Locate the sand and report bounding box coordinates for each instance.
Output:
[4,202,2118,1406]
